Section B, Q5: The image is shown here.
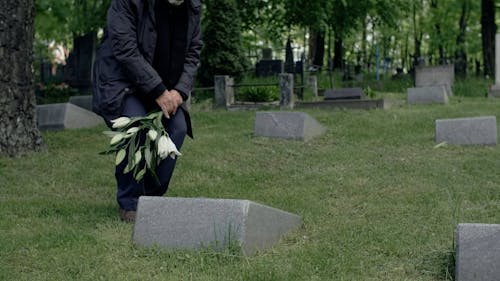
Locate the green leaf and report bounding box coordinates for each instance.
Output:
[144,148,152,169]
[134,167,146,181]
[128,133,136,169]
[123,163,132,174]
[115,149,126,166]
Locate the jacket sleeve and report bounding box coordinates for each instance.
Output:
[174,7,203,99]
[106,0,162,96]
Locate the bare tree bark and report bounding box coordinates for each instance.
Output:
[0,0,43,156]
[455,0,470,77]
[308,29,325,69]
[481,0,496,77]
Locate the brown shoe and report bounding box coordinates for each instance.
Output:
[119,208,136,223]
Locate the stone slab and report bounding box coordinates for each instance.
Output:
[36,102,103,130]
[415,65,454,96]
[435,116,497,145]
[254,111,325,141]
[407,86,448,104]
[133,197,302,255]
[488,84,500,98]
[295,99,385,110]
[455,223,500,281]
[255,60,284,77]
[68,95,93,111]
[324,88,365,100]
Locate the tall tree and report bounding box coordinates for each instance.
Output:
[455,0,471,77]
[199,0,248,86]
[481,0,496,77]
[283,0,336,68]
[0,0,43,156]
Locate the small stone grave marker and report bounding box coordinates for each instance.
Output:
[455,223,500,281]
[435,116,497,146]
[407,86,448,104]
[133,197,302,255]
[324,88,365,100]
[36,102,103,130]
[255,60,284,77]
[254,111,325,141]
[415,65,454,96]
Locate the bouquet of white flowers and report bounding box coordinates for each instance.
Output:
[100,111,181,181]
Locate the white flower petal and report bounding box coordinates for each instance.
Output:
[148,129,158,141]
[110,133,124,145]
[111,117,131,128]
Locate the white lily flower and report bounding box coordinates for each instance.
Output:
[134,150,142,164]
[111,117,131,128]
[124,126,140,138]
[165,137,182,159]
[126,127,139,134]
[110,133,125,145]
[115,149,126,165]
[157,135,170,159]
[157,135,181,159]
[147,129,158,141]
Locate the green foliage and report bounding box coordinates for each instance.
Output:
[236,86,279,102]
[453,76,492,97]
[199,0,249,86]
[35,83,78,105]
[35,0,110,57]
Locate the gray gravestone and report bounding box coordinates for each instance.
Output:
[324,88,365,100]
[133,197,302,256]
[415,65,454,96]
[64,32,96,94]
[279,73,294,109]
[36,102,103,130]
[435,116,497,145]
[256,60,284,77]
[214,75,234,108]
[69,95,93,111]
[407,86,448,104]
[254,111,325,141]
[455,223,500,281]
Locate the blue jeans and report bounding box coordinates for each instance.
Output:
[115,94,187,211]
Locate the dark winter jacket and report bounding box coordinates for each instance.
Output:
[92,0,202,127]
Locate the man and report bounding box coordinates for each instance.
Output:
[92,0,202,222]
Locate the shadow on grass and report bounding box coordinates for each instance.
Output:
[419,249,455,281]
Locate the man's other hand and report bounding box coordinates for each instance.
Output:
[155,89,183,119]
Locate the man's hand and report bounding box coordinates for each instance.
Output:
[155,89,183,119]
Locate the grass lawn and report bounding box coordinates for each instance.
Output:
[1,94,500,280]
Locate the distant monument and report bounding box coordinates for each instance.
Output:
[255,48,284,77]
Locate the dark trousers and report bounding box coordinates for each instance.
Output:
[115,94,187,211]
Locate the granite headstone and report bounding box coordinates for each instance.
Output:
[407,86,448,104]
[36,102,103,130]
[254,111,325,141]
[435,116,497,145]
[324,88,365,100]
[133,197,302,255]
[455,223,500,281]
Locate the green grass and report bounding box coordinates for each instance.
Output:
[2,95,500,280]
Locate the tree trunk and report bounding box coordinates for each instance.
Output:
[308,29,317,67]
[431,0,446,64]
[481,0,496,77]
[308,29,325,69]
[413,1,423,68]
[0,0,43,157]
[361,17,367,70]
[333,33,343,70]
[455,0,469,77]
